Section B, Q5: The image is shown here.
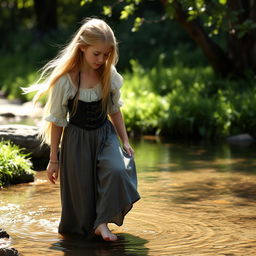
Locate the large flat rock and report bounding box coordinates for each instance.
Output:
[0,124,49,159]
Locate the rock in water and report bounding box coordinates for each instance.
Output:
[0,248,20,256]
[0,125,50,170]
[0,229,19,256]
[227,133,255,145]
[0,125,49,158]
[0,229,9,238]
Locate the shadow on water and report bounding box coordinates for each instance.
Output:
[50,233,148,256]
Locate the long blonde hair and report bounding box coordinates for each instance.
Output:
[25,18,119,144]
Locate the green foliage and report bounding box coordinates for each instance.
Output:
[219,0,227,4]
[1,7,204,100]
[0,140,35,187]
[121,60,256,139]
[0,53,39,101]
[96,0,228,36]
[236,19,256,39]
[122,61,169,135]
[120,3,136,20]
[1,0,255,139]
[0,28,71,101]
[102,6,112,17]
[80,0,94,6]
[17,0,33,9]
[132,17,143,32]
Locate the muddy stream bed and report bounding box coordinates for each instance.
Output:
[1,137,256,255]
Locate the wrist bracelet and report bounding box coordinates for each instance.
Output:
[50,160,59,164]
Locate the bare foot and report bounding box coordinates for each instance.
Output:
[95,223,117,241]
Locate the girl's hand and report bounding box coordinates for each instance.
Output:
[123,142,134,157]
[47,161,59,184]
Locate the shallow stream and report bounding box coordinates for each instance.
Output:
[1,137,256,255]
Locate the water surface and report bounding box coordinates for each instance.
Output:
[1,137,256,255]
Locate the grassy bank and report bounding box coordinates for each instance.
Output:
[0,141,35,187]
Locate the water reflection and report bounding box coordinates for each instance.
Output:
[1,137,256,255]
[50,233,148,256]
[133,137,256,173]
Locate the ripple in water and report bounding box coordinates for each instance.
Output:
[1,140,256,255]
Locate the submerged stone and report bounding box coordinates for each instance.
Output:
[0,248,19,256]
[0,229,19,256]
[0,229,9,239]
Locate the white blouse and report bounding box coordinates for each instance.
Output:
[45,66,123,127]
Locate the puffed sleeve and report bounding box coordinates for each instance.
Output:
[44,75,70,127]
[108,66,124,115]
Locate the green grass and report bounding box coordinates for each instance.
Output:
[0,140,35,187]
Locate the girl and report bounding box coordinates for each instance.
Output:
[25,18,140,241]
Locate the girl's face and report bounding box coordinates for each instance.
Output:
[82,43,112,70]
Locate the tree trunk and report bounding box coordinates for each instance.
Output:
[161,0,256,77]
[171,1,232,76]
[34,0,58,33]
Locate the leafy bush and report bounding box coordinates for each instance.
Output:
[121,60,256,139]
[0,141,35,187]
[2,48,256,139]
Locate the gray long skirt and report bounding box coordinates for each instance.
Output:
[58,120,140,237]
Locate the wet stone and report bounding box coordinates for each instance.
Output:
[0,124,50,169]
[0,248,19,256]
[0,230,19,256]
[0,125,49,158]
[0,229,9,239]
[227,133,254,143]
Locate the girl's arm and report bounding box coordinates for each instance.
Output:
[47,123,63,184]
[109,110,134,156]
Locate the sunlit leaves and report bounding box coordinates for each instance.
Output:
[121,58,256,138]
[79,0,253,42]
[132,17,143,32]
[17,0,33,9]
[0,141,34,187]
[187,7,198,21]
[126,0,142,4]
[80,0,93,6]
[102,6,112,17]
[93,0,231,37]
[120,4,135,20]
[122,60,169,134]
[195,0,204,10]
[219,0,227,5]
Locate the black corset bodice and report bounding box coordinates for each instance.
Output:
[67,98,107,130]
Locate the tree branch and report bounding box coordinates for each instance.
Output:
[161,0,232,76]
